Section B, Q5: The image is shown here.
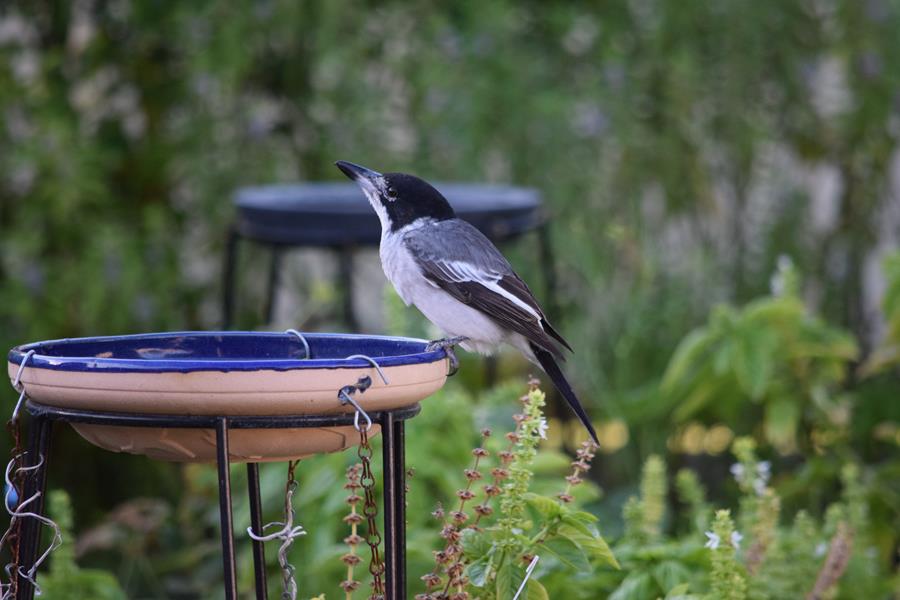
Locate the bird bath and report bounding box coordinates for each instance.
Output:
[5,331,447,600]
[6,331,448,462]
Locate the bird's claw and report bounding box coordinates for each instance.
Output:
[425,336,468,377]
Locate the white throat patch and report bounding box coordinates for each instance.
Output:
[356,176,390,231]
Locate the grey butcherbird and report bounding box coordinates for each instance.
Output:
[336,160,598,444]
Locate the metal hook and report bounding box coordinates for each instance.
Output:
[11,350,35,422]
[344,354,390,385]
[12,350,34,391]
[512,555,540,600]
[11,390,26,425]
[284,329,311,359]
[338,388,373,432]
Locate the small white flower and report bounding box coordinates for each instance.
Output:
[753,478,767,496]
[731,531,743,548]
[704,531,720,550]
[537,418,549,440]
[756,463,771,487]
[730,463,745,479]
[815,542,827,557]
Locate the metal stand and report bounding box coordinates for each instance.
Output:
[381,412,406,598]
[13,416,52,600]
[247,462,268,600]
[15,401,419,600]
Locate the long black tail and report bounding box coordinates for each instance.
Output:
[530,342,599,444]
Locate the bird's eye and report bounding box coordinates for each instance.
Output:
[387,187,398,200]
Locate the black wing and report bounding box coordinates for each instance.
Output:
[403,220,571,359]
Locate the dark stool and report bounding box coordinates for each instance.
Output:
[221,183,557,330]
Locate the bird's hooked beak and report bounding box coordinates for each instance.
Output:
[335,160,384,197]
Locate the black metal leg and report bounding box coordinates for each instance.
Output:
[337,248,359,331]
[222,226,240,329]
[381,412,406,600]
[15,415,53,600]
[264,246,283,325]
[394,419,406,598]
[246,463,268,600]
[215,418,238,600]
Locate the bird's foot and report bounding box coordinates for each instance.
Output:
[426,336,468,377]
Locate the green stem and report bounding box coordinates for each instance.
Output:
[526,523,554,548]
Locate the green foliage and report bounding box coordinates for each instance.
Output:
[600,445,893,600]
[861,251,900,376]
[611,454,705,600]
[497,387,547,538]
[621,454,668,547]
[661,263,859,451]
[705,510,746,600]
[422,385,618,599]
[638,456,667,539]
[675,469,709,534]
[756,510,821,599]
[39,491,127,600]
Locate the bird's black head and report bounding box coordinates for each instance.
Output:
[335,161,456,231]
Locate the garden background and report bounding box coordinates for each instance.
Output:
[1,1,899,598]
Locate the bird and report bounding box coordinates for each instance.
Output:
[335,160,598,444]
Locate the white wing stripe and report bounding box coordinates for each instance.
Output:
[482,280,542,320]
[433,259,541,321]
[442,260,503,283]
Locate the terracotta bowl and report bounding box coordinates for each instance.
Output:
[7,332,448,463]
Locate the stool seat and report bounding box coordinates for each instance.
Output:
[234,182,544,246]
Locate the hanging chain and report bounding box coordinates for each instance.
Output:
[246,362,386,599]
[1,350,62,600]
[356,425,385,599]
[278,460,302,600]
[337,372,386,600]
[1,416,25,599]
[246,459,306,600]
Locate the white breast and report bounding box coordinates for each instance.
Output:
[379,231,422,307]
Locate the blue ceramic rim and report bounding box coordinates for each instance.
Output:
[7,331,447,373]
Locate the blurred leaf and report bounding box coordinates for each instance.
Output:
[467,555,491,587]
[461,527,491,559]
[526,579,550,600]
[661,329,718,393]
[559,524,619,569]
[713,339,736,376]
[733,325,777,400]
[665,582,700,599]
[496,559,526,600]
[765,397,800,449]
[524,493,562,521]
[609,571,656,600]
[672,371,721,421]
[539,535,591,572]
[861,251,900,376]
[652,560,692,593]
[560,511,600,538]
